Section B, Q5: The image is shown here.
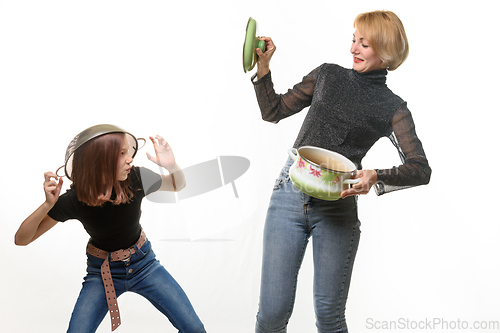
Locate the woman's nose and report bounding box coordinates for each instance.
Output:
[350,43,358,54]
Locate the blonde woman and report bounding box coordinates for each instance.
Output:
[251,11,431,332]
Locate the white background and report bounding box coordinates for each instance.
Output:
[1,0,499,332]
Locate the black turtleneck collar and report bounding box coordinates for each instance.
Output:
[352,68,388,85]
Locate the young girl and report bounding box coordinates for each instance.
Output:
[15,125,206,333]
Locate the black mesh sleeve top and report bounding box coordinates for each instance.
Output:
[252,63,431,194]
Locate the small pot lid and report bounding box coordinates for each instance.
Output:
[243,17,266,73]
[56,124,145,179]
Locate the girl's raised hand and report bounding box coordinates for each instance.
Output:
[43,172,63,207]
[146,135,177,171]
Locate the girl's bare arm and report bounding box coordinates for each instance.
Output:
[15,172,62,245]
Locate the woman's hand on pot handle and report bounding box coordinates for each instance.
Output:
[341,169,378,199]
[256,36,276,79]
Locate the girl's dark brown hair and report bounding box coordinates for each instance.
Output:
[72,132,134,206]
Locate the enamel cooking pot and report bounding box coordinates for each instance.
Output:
[288,146,360,201]
[55,124,145,179]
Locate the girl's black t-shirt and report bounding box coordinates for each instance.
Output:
[48,166,162,252]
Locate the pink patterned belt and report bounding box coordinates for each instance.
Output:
[86,230,147,331]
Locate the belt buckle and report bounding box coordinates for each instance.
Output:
[122,249,133,262]
[121,246,135,262]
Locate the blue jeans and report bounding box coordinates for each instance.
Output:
[67,239,205,333]
[255,158,361,333]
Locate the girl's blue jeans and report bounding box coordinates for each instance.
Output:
[67,239,206,333]
[255,157,361,333]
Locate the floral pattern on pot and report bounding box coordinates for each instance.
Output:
[309,165,322,178]
[288,146,360,201]
[321,171,341,185]
[297,157,342,185]
[297,157,306,173]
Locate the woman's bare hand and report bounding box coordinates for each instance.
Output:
[256,36,276,79]
[341,169,378,199]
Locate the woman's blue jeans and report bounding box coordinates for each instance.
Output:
[255,158,361,333]
[67,239,206,333]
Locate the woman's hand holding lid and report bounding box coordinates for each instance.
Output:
[256,36,276,79]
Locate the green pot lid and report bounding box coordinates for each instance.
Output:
[243,17,266,73]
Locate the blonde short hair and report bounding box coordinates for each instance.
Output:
[354,10,409,71]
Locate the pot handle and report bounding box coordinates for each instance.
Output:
[287,148,298,161]
[55,165,66,178]
[343,178,361,185]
